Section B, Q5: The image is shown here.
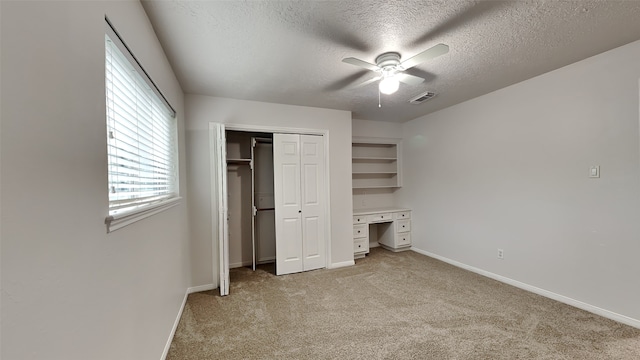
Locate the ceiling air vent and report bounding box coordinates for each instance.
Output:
[409,91,436,104]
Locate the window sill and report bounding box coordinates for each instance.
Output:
[105,197,182,233]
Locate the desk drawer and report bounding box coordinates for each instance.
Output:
[396,233,411,247]
[353,224,368,238]
[368,213,392,223]
[396,219,411,233]
[353,215,367,224]
[394,211,411,220]
[353,238,369,254]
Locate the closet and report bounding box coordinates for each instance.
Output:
[224,130,326,277]
[226,131,276,271]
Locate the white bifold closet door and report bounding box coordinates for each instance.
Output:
[211,123,230,296]
[273,134,326,275]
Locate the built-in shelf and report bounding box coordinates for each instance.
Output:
[352,138,402,189]
[353,171,397,175]
[352,157,397,162]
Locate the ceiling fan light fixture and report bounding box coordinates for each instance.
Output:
[379,75,399,95]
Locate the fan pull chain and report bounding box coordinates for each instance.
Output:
[378,88,381,108]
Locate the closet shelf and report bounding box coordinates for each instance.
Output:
[227,158,251,164]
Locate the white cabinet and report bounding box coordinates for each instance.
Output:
[352,138,402,189]
[368,213,392,223]
[353,215,367,224]
[353,223,369,259]
[352,208,412,258]
[378,210,412,252]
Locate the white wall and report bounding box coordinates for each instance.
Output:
[400,40,640,324]
[1,1,190,359]
[186,95,353,287]
[352,118,402,139]
[352,119,403,209]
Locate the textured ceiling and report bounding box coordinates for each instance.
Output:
[141,0,640,123]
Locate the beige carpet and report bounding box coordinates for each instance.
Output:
[167,248,640,359]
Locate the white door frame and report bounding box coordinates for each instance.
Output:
[209,122,332,295]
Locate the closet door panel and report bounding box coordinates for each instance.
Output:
[274,134,303,275]
[300,135,325,271]
[303,164,319,204]
[303,216,320,257]
[281,217,303,262]
[282,164,300,205]
[274,133,326,274]
[212,123,229,296]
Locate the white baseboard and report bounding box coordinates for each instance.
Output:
[161,284,215,360]
[257,256,275,264]
[411,247,640,329]
[230,259,276,268]
[234,259,354,270]
[229,260,252,269]
[188,284,215,294]
[161,292,188,360]
[329,260,355,269]
[233,259,355,270]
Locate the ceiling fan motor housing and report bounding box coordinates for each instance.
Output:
[375,52,402,72]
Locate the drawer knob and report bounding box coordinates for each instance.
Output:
[380,215,383,218]
[357,230,361,233]
[402,225,405,228]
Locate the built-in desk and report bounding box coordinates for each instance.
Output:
[353,207,412,258]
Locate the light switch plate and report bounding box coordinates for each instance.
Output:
[589,165,600,178]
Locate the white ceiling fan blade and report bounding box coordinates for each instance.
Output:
[396,73,425,86]
[342,57,380,72]
[348,75,382,90]
[399,43,449,70]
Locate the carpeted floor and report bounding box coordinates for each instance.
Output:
[167,248,640,359]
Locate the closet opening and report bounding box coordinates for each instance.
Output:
[226,130,276,274]
[210,123,331,296]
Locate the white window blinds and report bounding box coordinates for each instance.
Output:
[104,20,178,230]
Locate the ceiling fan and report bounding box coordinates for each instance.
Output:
[342,43,449,95]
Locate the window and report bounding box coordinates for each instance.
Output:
[104,19,179,232]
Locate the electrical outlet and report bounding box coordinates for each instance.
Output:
[497,248,504,259]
